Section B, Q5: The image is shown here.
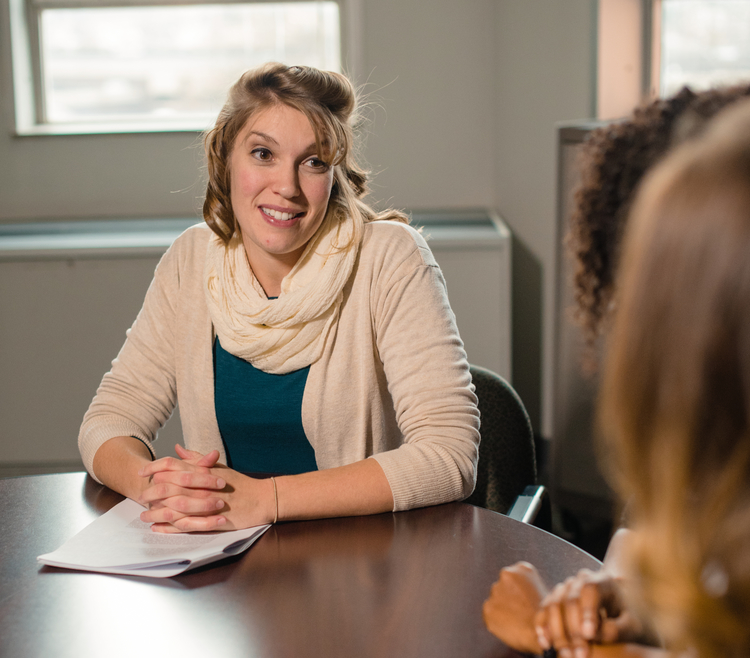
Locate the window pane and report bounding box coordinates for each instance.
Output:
[40,2,340,126]
[661,0,750,96]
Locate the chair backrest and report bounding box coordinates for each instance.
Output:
[465,365,537,514]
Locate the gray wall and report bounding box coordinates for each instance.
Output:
[494,2,596,435]
[0,0,597,437]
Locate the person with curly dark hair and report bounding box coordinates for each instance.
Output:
[570,83,750,357]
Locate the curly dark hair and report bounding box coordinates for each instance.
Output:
[569,83,750,357]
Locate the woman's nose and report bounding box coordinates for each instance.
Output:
[273,164,300,199]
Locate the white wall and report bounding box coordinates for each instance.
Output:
[355,0,497,209]
[0,0,598,436]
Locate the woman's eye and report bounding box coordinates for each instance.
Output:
[251,148,272,161]
[305,157,329,170]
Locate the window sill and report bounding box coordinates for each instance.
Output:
[0,218,199,260]
[14,120,212,137]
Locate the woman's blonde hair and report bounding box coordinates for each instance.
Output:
[203,62,406,244]
[599,100,750,658]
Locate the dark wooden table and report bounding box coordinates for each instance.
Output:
[0,473,600,658]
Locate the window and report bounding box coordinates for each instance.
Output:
[10,0,343,135]
[597,0,750,119]
[657,0,750,96]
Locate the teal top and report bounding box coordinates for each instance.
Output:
[213,337,317,475]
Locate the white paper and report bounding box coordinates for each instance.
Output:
[38,498,269,577]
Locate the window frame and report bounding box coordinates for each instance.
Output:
[642,0,660,99]
[9,0,361,136]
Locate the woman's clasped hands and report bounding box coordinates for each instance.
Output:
[483,562,651,658]
[533,568,646,658]
[137,445,275,533]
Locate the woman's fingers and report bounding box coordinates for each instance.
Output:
[545,596,573,657]
[536,575,593,657]
[150,515,228,533]
[139,479,224,506]
[577,580,606,640]
[140,491,225,517]
[138,457,226,491]
[534,606,552,650]
[536,582,569,653]
[561,596,590,658]
[139,456,208,478]
[557,572,599,656]
[175,443,198,460]
[148,469,226,491]
[175,444,221,468]
[569,574,627,643]
[144,508,228,531]
[535,570,630,658]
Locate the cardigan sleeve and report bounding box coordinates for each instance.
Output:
[77,235,185,482]
[368,225,481,511]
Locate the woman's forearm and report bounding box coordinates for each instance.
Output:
[276,458,394,521]
[92,436,153,501]
[137,452,394,532]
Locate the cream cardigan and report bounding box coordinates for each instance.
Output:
[79,221,480,512]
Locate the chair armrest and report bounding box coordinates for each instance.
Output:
[506,485,548,525]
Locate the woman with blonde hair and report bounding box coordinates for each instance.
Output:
[79,63,479,532]
[485,100,750,658]
[595,97,750,658]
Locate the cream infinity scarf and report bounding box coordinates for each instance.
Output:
[204,211,361,374]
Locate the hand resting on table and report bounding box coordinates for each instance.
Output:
[483,560,663,658]
[138,444,276,533]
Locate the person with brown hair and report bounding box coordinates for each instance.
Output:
[79,63,480,532]
[485,100,750,658]
[570,83,750,357]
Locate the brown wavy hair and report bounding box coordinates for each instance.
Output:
[203,62,406,244]
[569,83,750,359]
[599,100,750,658]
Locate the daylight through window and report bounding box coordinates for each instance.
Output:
[17,1,341,132]
[660,0,750,96]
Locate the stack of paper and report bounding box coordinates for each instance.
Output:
[38,498,269,578]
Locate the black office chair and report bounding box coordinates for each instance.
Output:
[465,365,549,526]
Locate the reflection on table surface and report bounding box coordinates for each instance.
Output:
[0,472,600,658]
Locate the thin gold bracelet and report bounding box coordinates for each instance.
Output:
[271,476,278,524]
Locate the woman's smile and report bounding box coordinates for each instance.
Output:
[259,205,306,224]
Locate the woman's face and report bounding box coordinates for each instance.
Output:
[229,104,334,281]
